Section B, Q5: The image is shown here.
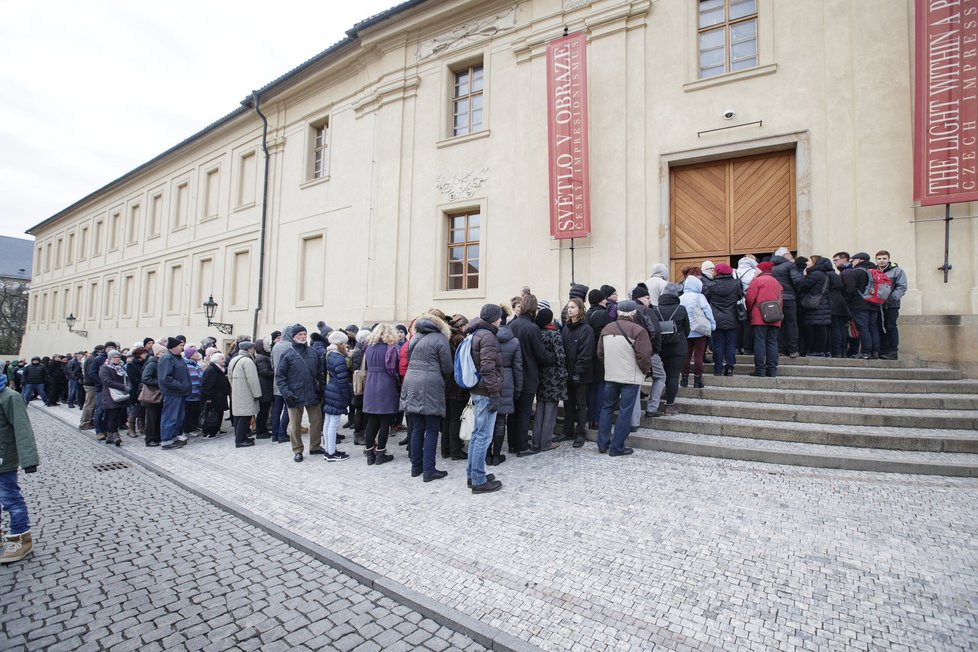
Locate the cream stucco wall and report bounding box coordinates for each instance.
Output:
[20,0,977,360]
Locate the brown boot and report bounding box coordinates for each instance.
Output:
[0,532,33,564]
[127,413,138,437]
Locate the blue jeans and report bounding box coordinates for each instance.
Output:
[597,382,639,454]
[830,316,849,357]
[271,395,290,438]
[586,381,605,423]
[160,395,186,443]
[67,379,80,406]
[878,306,900,354]
[466,395,496,487]
[0,471,30,535]
[851,310,880,356]
[21,384,47,404]
[94,388,104,434]
[753,326,780,376]
[712,329,737,374]
[409,413,441,475]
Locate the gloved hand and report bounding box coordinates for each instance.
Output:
[24,465,37,474]
[488,396,499,413]
[571,375,580,384]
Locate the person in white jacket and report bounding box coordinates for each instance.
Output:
[645,263,670,306]
[736,255,759,355]
[679,275,716,389]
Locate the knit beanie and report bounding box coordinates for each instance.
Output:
[600,284,617,299]
[701,261,716,279]
[662,283,684,297]
[345,324,359,334]
[291,324,307,335]
[152,344,167,356]
[480,303,503,323]
[757,262,775,273]
[534,308,554,329]
[538,299,551,312]
[184,346,197,359]
[166,337,182,350]
[715,263,733,275]
[852,252,870,262]
[569,283,588,300]
[328,331,347,345]
[631,285,650,300]
[587,288,606,306]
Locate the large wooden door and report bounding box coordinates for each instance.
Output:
[670,151,795,268]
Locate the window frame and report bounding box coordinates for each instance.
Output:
[438,51,491,147]
[451,64,485,138]
[434,197,487,300]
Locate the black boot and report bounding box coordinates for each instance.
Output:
[375,449,393,465]
[680,374,689,388]
[693,375,704,389]
[354,431,365,446]
[366,447,376,465]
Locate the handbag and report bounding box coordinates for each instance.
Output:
[352,351,367,396]
[138,384,162,405]
[109,386,130,403]
[759,300,784,323]
[735,300,748,322]
[688,300,712,337]
[800,275,830,310]
[459,399,475,441]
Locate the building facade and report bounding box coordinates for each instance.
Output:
[21,0,978,371]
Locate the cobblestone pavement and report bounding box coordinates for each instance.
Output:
[35,405,978,650]
[0,408,486,652]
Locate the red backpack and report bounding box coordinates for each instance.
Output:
[859,268,893,305]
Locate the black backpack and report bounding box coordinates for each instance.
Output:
[653,306,683,346]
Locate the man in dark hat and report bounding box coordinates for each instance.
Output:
[843,252,881,359]
[158,337,192,449]
[275,324,325,462]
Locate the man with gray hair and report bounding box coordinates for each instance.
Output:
[596,300,652,457]
[770,247,802,357]
[269,326,292,443]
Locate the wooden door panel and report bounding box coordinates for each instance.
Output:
[730,154,795,253]
[671,163,728,257]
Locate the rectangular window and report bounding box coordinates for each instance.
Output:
[66,232,75,264]
[51,290,59,321]
[55,238,63,268]
[298,234,325,304]
[452,64,484,137]
[122,274,135,318]
[238,151,257,205]
[197,257,214,310]
[63,288,71,318]
[87,281,98,320]
[167,264,183,314]
[127,204,140,245]
[103,279,116,319]
[231,250,250,308]
[109,211,121,250]
[174,182,189,228]
[94,220,104,256]
[35,246,42,274]
[312,120,329,179]
[142,270,157,316]
[74,283,83,317]
[45,242,52,272]
[79,227,88,261]
[204,169,220,219]
[149,193,163,237]
[41,292,48,322]
[446,211,480,290]
[698,0,757,79]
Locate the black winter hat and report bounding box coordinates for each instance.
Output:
[535,308,554,328]
[587,289,605,306]
[600,285,617,298]
[479,303,503,323]
[631,285,650,300]
[569,283,588,300]
[166,337,182,350]
[292,324,308,335]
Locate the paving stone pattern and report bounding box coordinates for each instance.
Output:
[0,409,485,652]
[33,405,978,651]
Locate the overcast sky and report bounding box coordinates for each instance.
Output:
[0,0,400,240]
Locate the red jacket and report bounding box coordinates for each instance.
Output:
[745,272,783,327]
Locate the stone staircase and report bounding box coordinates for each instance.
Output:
[584,355,978,476]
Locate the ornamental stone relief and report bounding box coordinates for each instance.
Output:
[563,0,592,10]
[417,6,518,61]
[436,168,488,201]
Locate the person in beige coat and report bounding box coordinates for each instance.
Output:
[228,342,262,448]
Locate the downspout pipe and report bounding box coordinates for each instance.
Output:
[244,90,270,340]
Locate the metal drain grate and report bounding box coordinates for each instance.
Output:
[93,461,131,472]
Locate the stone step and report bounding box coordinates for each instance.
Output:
[726,364,961,380]
[586,430,978,477]
[656,375,978,394]
[675,386,978,410]
[675,398,978,430]
[731,354,928,368]
[639,413,978,453]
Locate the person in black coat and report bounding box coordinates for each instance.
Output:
[253,339,274,436]
[584,289,612,428]
[827,261,850,358]
[770,248,802,357]
[200,355,231,437]
[506,294,555,456]
[704,263,742,375]
[799,256,833,357]
[125,348,148,437]
[653,285,691,416]
[44,357,65,406]
[561,298,594,447]
[843,253,881,358]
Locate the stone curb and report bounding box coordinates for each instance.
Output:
[33,405,539,652]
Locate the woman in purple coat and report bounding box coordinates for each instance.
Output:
[362,324,402,465]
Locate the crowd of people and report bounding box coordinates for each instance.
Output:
[0,248,905,496]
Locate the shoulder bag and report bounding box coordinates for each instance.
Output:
[800,275,830,310]
[352,350,367,396]
[138,383,162,405]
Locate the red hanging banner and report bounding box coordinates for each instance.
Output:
[547,32,590,239]
[914,0,978,206]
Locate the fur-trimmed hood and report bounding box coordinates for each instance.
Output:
[411,313,451,338]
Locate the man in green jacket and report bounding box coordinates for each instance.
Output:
[0,372,39,564]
